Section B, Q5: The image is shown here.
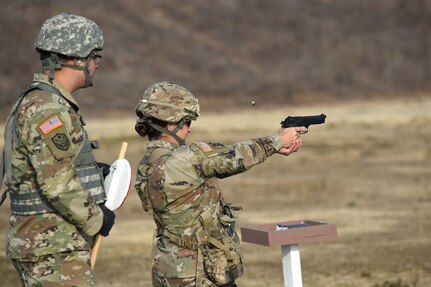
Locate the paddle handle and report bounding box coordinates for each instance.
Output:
[118,142,128,160]
[91,142,128,270]
[91,235,102,268]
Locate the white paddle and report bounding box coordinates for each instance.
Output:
[104,159,131,210]
[91,142,131,269]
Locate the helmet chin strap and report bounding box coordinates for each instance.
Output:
[47,53,93,87]
[82,58,93,87]
[46,54,62,84]
[147,119,187,145]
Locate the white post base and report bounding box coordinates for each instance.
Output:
[281,244,303,287]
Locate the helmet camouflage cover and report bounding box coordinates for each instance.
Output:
[136,82,200,123]
[35,13,103,58]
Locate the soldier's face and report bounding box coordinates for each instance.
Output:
[176,122,191,142]
[88,57,100,78]
[71,57,98,80]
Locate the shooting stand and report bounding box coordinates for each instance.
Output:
[241,220,337,287]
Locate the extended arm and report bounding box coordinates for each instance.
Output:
[193,127,306,178]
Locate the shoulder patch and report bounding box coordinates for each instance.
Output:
[39,115,63,134]
[35,113,74,159]
[191,141,232,157]
[194,141,213,152]
[51,133,70,150]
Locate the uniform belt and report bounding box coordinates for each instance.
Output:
[159,228,230,253]
[160,229,201,251]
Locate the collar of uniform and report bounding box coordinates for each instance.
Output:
[146,140,178,150]
[33,73,80,111]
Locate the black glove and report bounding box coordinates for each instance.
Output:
[96,162,110,179]
[99,205,116,237]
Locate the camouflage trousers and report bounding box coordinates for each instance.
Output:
[11,251,93,287]
[152,273,238,287]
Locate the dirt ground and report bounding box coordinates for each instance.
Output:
[1,98,430,286]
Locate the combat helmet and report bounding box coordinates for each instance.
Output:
[135,81,200,144]
[35,13,104,87]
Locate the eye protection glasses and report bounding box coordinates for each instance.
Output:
[90,52,102,64]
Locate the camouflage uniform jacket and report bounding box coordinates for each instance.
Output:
[135,135,282,281]
[4,73,104,260]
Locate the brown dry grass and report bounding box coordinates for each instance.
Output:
[1,98,431,286]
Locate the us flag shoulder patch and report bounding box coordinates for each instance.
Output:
[194,141,213,152]
[39,116,63,135]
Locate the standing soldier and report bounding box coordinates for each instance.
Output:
[0,13,115,286]
[134,82,307,287]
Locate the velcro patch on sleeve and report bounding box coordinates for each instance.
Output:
[39,116,63,134]
[194,141,213,152]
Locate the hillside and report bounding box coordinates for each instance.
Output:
[0,0,430,116]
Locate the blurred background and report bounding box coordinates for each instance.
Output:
[0,1,430,286]
[0,0,430,115]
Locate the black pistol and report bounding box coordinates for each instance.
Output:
[281,114,326,128]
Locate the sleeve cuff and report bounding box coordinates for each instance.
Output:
[256,133,282,156]
[267,133,282,151]
[81,208,104,236]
